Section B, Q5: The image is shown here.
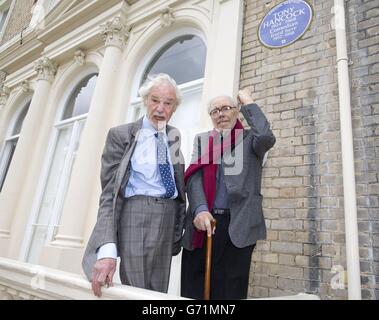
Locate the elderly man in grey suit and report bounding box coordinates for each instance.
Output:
[82,73,186,297]
[181,89,276,299]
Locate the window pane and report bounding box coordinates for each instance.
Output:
[26,225,49,264]
[62,74,98,120]
[142,35,206,86]
[0,138,17,192]
[54,119,86,225]
[35,126,73,226]
[12,101,30,136]
[0,8,9,32]
[26,125,73,263]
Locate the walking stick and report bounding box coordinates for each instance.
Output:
[204,219,216,300]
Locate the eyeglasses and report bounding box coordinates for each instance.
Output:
[209,105,236,117]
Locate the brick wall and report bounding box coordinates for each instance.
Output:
[346,0,379,300]
[240,0,378,300]
[0,0,34,90]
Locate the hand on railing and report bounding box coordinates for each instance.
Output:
[91,258,116,298]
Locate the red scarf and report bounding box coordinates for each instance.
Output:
[184,120,244,248]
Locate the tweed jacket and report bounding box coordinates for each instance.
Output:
[82,117,186,281]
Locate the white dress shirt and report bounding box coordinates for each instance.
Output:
[97,116,177,260]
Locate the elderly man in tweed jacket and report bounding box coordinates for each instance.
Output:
[82,73,186,297]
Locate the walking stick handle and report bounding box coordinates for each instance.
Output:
[204,219,216,300]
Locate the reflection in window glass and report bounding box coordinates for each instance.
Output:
[142,35,206,86]
[62,74,98,120]
[0,101,30,192]
[0,138,16,192]
[26,125,73,263]
[0,8,9,33]
[12,101,30,135]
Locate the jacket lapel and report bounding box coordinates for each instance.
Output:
[114,117,143,195]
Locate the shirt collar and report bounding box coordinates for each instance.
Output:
[142,115,167,137]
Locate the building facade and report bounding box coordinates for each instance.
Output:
[0,0,378,299]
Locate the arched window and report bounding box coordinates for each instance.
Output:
[129,33,207,165]
[0,100,30,192]
[25,73,98,263]
[141,35,206,86]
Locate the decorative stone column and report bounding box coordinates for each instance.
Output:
[50,16,129,250]
[0,58,57,241]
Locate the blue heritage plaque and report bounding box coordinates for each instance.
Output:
[258,0,313,48]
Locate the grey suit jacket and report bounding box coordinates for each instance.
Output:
[182,103,276,250]
[82,117,186,281]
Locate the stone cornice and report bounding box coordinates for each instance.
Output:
[36,0,123,44]
[125,0,181,26]
[0,28,44,75]
[0,0,126,75]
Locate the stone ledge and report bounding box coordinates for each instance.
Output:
[0,257,185,300]
[0,257,319,300]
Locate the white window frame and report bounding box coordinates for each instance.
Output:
[0,0,14,43]
[20,70,97,262]
[0,98,30,192]
[129,78,205,122]
[23,114,87,263]
[127,28,207,167]
[127,27,206,123]
[39,114,86,239]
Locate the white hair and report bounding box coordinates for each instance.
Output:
[207,95,238,113]
[138,73,182,109]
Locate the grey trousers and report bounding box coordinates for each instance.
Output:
[118,195,176,293]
